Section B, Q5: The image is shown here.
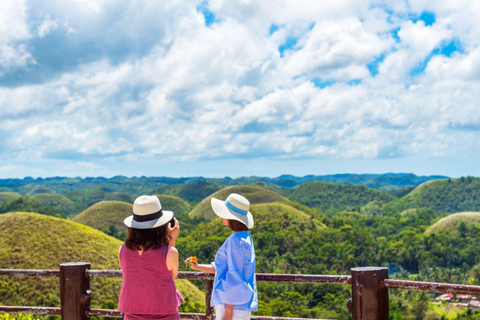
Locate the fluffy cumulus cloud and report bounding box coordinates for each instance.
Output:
[0,0,479,177]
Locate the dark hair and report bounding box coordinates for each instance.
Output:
[125,224,170,250]
[228,219,249,232]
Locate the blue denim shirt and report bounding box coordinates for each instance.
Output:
[211,231,258,311]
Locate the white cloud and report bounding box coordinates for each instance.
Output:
[37,15,58,38]
[0,0,480,177]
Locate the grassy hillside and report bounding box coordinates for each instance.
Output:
[0,192,21,205]
[289,181,396,215]
[425,212,480,236]
[0,212,204,311]
[188,185,287,220]
[65,188,135,216]
[384,177,480,215]
[0,197,65,218]
[156,195,192,218]
[26,186,56,197]
[32,194,75,216]
[72,201,133,231]
[155,181,221,203]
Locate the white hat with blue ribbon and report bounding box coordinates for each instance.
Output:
[211,193,254,229]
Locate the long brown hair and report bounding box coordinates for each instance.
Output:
[125,224,170,250]
[228,219,249,232]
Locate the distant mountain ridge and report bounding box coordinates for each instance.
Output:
[0,173,449,195]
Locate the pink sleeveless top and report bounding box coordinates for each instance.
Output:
[118,245,179,318]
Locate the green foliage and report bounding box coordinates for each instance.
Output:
[25,186,56,197]
[384,177,480,215]
[289,181,396,215]
[0,192,21,205]
[155,195,192,218]
[155,180,221,203]
[0,314,40,320]
[32,194,75,216]
[188,185,287,220]
[64,189,134,216]
[0,197,65,218]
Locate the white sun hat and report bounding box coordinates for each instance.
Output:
[124,195,174,229]
[211,193,254,229]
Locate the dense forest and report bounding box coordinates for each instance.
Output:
[1,175,480,320]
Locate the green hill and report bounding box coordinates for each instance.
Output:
[425,212,480,236]
[188,185,287,220]
[0,212,204,311]
[155,181,221,203]
[25,185,56,196]
[32,194,76,216]
[0,197,65,218]
[65,188,136,216]
[384,177,480,215]
[156,195,192,218]
[0,192,21,205]
[289,181,396,215]
[72,201,133,232]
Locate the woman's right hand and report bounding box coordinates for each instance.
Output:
[168,218,180,241]
[184,257,199,270]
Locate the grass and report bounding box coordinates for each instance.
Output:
[31,194,75,216]
[0,192,21,205]
[72,201,133,231]
[425,212,480,236]
[155,194,192,217]
[188,185,287,220]
[429,302,463,319]
[0,212,204,310]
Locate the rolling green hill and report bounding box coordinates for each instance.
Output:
[188,185,287,220]
[25,185,56,197]
[0,212,204,311]
[289,181,396,215]
[0,197,65,218]
[156,195,192,218]
[32,194,76,216]
[384,177,480,215]
[425,212,480,236]
[72,201,133,232]
[155,181,221,203]
[0,192,21,205]
[65,188,136,216]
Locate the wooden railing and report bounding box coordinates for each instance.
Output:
[2,264,480,320]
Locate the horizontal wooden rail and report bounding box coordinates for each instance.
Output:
[86,270,351,284]
[0,306,61,315]
[5,266,480,320]
[383,279,480,295]
[0,269,60,277]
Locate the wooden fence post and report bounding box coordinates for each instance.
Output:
[351,267,389,320]
[205,279,214,320]
[60,262,92,320]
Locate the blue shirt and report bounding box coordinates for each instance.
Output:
[211,231,258,311]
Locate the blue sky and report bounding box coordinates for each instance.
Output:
[1,0,480,178]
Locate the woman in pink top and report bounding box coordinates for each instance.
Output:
[118,195,181,320]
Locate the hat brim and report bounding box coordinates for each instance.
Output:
[211,197,254,229]
[123,210,174,229]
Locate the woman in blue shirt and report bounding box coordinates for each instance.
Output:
[185,193,257,320]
